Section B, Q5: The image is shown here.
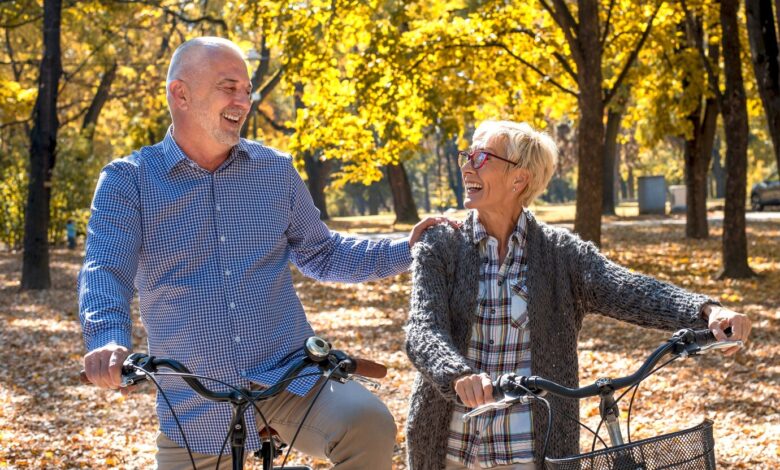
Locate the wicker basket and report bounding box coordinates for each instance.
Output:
[544,419,716,470]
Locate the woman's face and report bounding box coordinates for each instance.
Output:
[460,136,516,213]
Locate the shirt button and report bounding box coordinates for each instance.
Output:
[234,336,241,343]
[489,339,495,345]
[224,270,231,276]
[216,204,221,211]
[239,370,246,377]
[490,308,496,315]
[229,302,236,309]
[219,235,226,242]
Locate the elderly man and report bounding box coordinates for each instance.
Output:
[79,36,441,469]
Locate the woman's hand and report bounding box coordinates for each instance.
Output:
[703,304,752,356]
[453,373,494,408]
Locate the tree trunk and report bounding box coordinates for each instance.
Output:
[386,162,420,224]
[745,0,780,172]
[368,183,381,215]
[302,150,331,220]
[711,135,725,198]
[718,0,756,278]
[422,172,431,213]
[81,60,117,141]
[443,136,464,209]
[22,0,62,290]
[602,107,623,215]
[574,0,605,245]
[684,97,718,239]
[294,83,330,219]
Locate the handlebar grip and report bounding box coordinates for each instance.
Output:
[349,358,388,379]
[691,326,733,346]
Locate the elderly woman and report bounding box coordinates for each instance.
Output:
[404,120,751,470]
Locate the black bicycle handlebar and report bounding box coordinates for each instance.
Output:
[79,336,388,404]
[492,327,732,401]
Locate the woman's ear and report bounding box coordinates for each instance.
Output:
[513,168,532,190]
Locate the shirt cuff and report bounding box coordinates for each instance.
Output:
[86,330,132,352]
[389,237,413,272]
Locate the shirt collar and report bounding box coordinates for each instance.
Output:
[162,126,250,173]
[470,209,528,246]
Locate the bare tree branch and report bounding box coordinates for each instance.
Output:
[539,0,583,68]
[256,106,294,135]
[111,0,228,29]
[506,27,578,82]
[680,0,723,103]
[601,0,617,45]
[604,1,663,106]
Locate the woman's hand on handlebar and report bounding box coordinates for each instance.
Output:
[703,304,752,356]
[82,343,130,392]
[454,373,494,408]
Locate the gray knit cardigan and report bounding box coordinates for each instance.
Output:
[404,211,711,469]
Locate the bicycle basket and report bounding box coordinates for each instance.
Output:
[544,419,716,470]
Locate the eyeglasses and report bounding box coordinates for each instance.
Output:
[457,149,515,170]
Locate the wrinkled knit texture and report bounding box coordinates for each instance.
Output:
[405,211,711,470]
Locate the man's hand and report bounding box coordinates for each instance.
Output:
[453,373,494,408]
[409,216,460,248]
[702,304,752,356]
[83,343,130,391]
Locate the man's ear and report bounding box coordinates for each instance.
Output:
[168,80,189,110]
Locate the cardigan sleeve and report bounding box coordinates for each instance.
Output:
[569,234,712,331]
[405,226,473,402]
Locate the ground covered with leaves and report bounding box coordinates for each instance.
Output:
[0,217,777,469]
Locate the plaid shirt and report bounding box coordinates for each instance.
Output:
[78,128,412,454]
[447,210,533,468]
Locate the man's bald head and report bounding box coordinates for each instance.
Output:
[166,37,245,86]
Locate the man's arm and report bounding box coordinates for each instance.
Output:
[285,160,446,281]
[78,162,141,389]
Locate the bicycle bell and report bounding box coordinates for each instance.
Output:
[304,336,331,362]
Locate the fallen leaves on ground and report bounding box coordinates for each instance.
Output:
[0,220,777,469]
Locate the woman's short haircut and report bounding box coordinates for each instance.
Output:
[472,120,559,207]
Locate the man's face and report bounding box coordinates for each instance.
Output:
[185,49,251,149]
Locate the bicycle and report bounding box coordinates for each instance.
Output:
[463,328,743,469]
[80,336,388,470]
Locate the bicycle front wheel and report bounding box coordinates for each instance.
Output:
[544,419,716,470]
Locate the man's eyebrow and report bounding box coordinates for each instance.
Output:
[217,78,252,89]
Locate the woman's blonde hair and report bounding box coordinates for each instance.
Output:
[471,120,558,207]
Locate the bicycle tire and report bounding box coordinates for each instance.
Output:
[544,419,716,470]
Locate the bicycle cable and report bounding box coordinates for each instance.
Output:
[279,365,342,469]
[150,370,324,469]
[131,366,198,470]
[622,355,679,444]
[588,354,681,453]
[511,382,553,463]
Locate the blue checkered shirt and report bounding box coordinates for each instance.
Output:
[78,128,412,454]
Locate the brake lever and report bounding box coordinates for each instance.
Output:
[350,375,381,390]
[120,353,154,387]
[462,395,529,422]
[699,340,744,352]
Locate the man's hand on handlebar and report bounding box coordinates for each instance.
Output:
[454,373,494,408]
[702,304,752,356]
[83,343,132,393]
